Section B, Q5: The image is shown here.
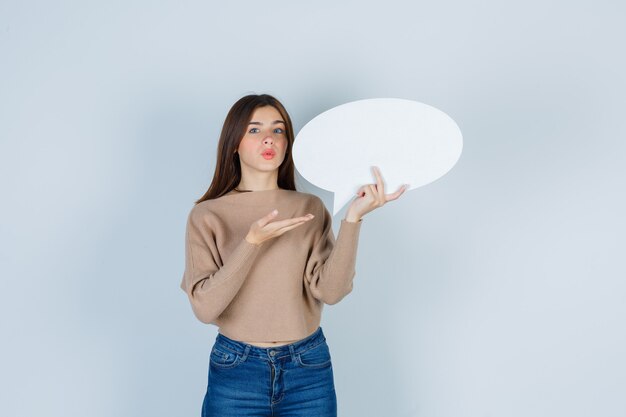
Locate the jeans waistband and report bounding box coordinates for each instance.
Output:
[214,326,326,360]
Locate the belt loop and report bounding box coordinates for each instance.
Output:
[242,344,250,361]
[289,344,296,363]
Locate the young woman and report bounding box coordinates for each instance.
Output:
[180,93,407,417]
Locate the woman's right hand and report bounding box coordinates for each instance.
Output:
[245,209,315,245]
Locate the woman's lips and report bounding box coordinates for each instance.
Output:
[261,150,276,160]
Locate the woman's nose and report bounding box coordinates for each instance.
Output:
[263,136,274,143]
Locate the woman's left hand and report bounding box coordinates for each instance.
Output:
[345,166,409,222]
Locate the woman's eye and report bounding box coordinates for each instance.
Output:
[249,127,284,134]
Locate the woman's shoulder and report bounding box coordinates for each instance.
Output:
[289,189,323,203]
[285,190,327,212]
[186,199,224,226]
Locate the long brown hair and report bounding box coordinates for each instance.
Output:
[195,94,297,204]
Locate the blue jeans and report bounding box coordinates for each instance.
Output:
[201,326,337,417]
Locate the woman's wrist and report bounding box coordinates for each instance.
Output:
[344,211,362,223]
[245,234,262,246]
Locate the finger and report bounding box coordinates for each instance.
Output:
[275,219,311,235]
[258,209,279,227]
[385,184,409,202]
[368,183,383,205]
[266,215,314,230]
[371,166,386,197]
[368,184,381,205]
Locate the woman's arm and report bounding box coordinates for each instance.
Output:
[180,207,263,324]
[304,199,363,305]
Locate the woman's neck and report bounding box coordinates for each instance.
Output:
[234,183,280,192]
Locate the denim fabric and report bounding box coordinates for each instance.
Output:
[201,326,337,417]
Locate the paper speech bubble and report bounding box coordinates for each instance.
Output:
[293,98,463,215]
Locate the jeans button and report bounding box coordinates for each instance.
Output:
[270,350,276,356]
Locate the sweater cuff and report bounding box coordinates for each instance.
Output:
[338,218,362,239]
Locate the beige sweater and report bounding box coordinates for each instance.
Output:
[180,188,363,342]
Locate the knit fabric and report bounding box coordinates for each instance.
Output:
[180,188,362,341]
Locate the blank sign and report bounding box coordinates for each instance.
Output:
[294,98,464,215]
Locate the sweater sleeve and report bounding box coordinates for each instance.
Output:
[180,206,263,324]
[304,199,363,305]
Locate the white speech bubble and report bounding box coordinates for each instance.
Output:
[293,98,463,215]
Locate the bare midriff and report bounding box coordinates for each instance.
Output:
[242,339,301,347]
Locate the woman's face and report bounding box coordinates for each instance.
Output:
[237,105,288,173]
